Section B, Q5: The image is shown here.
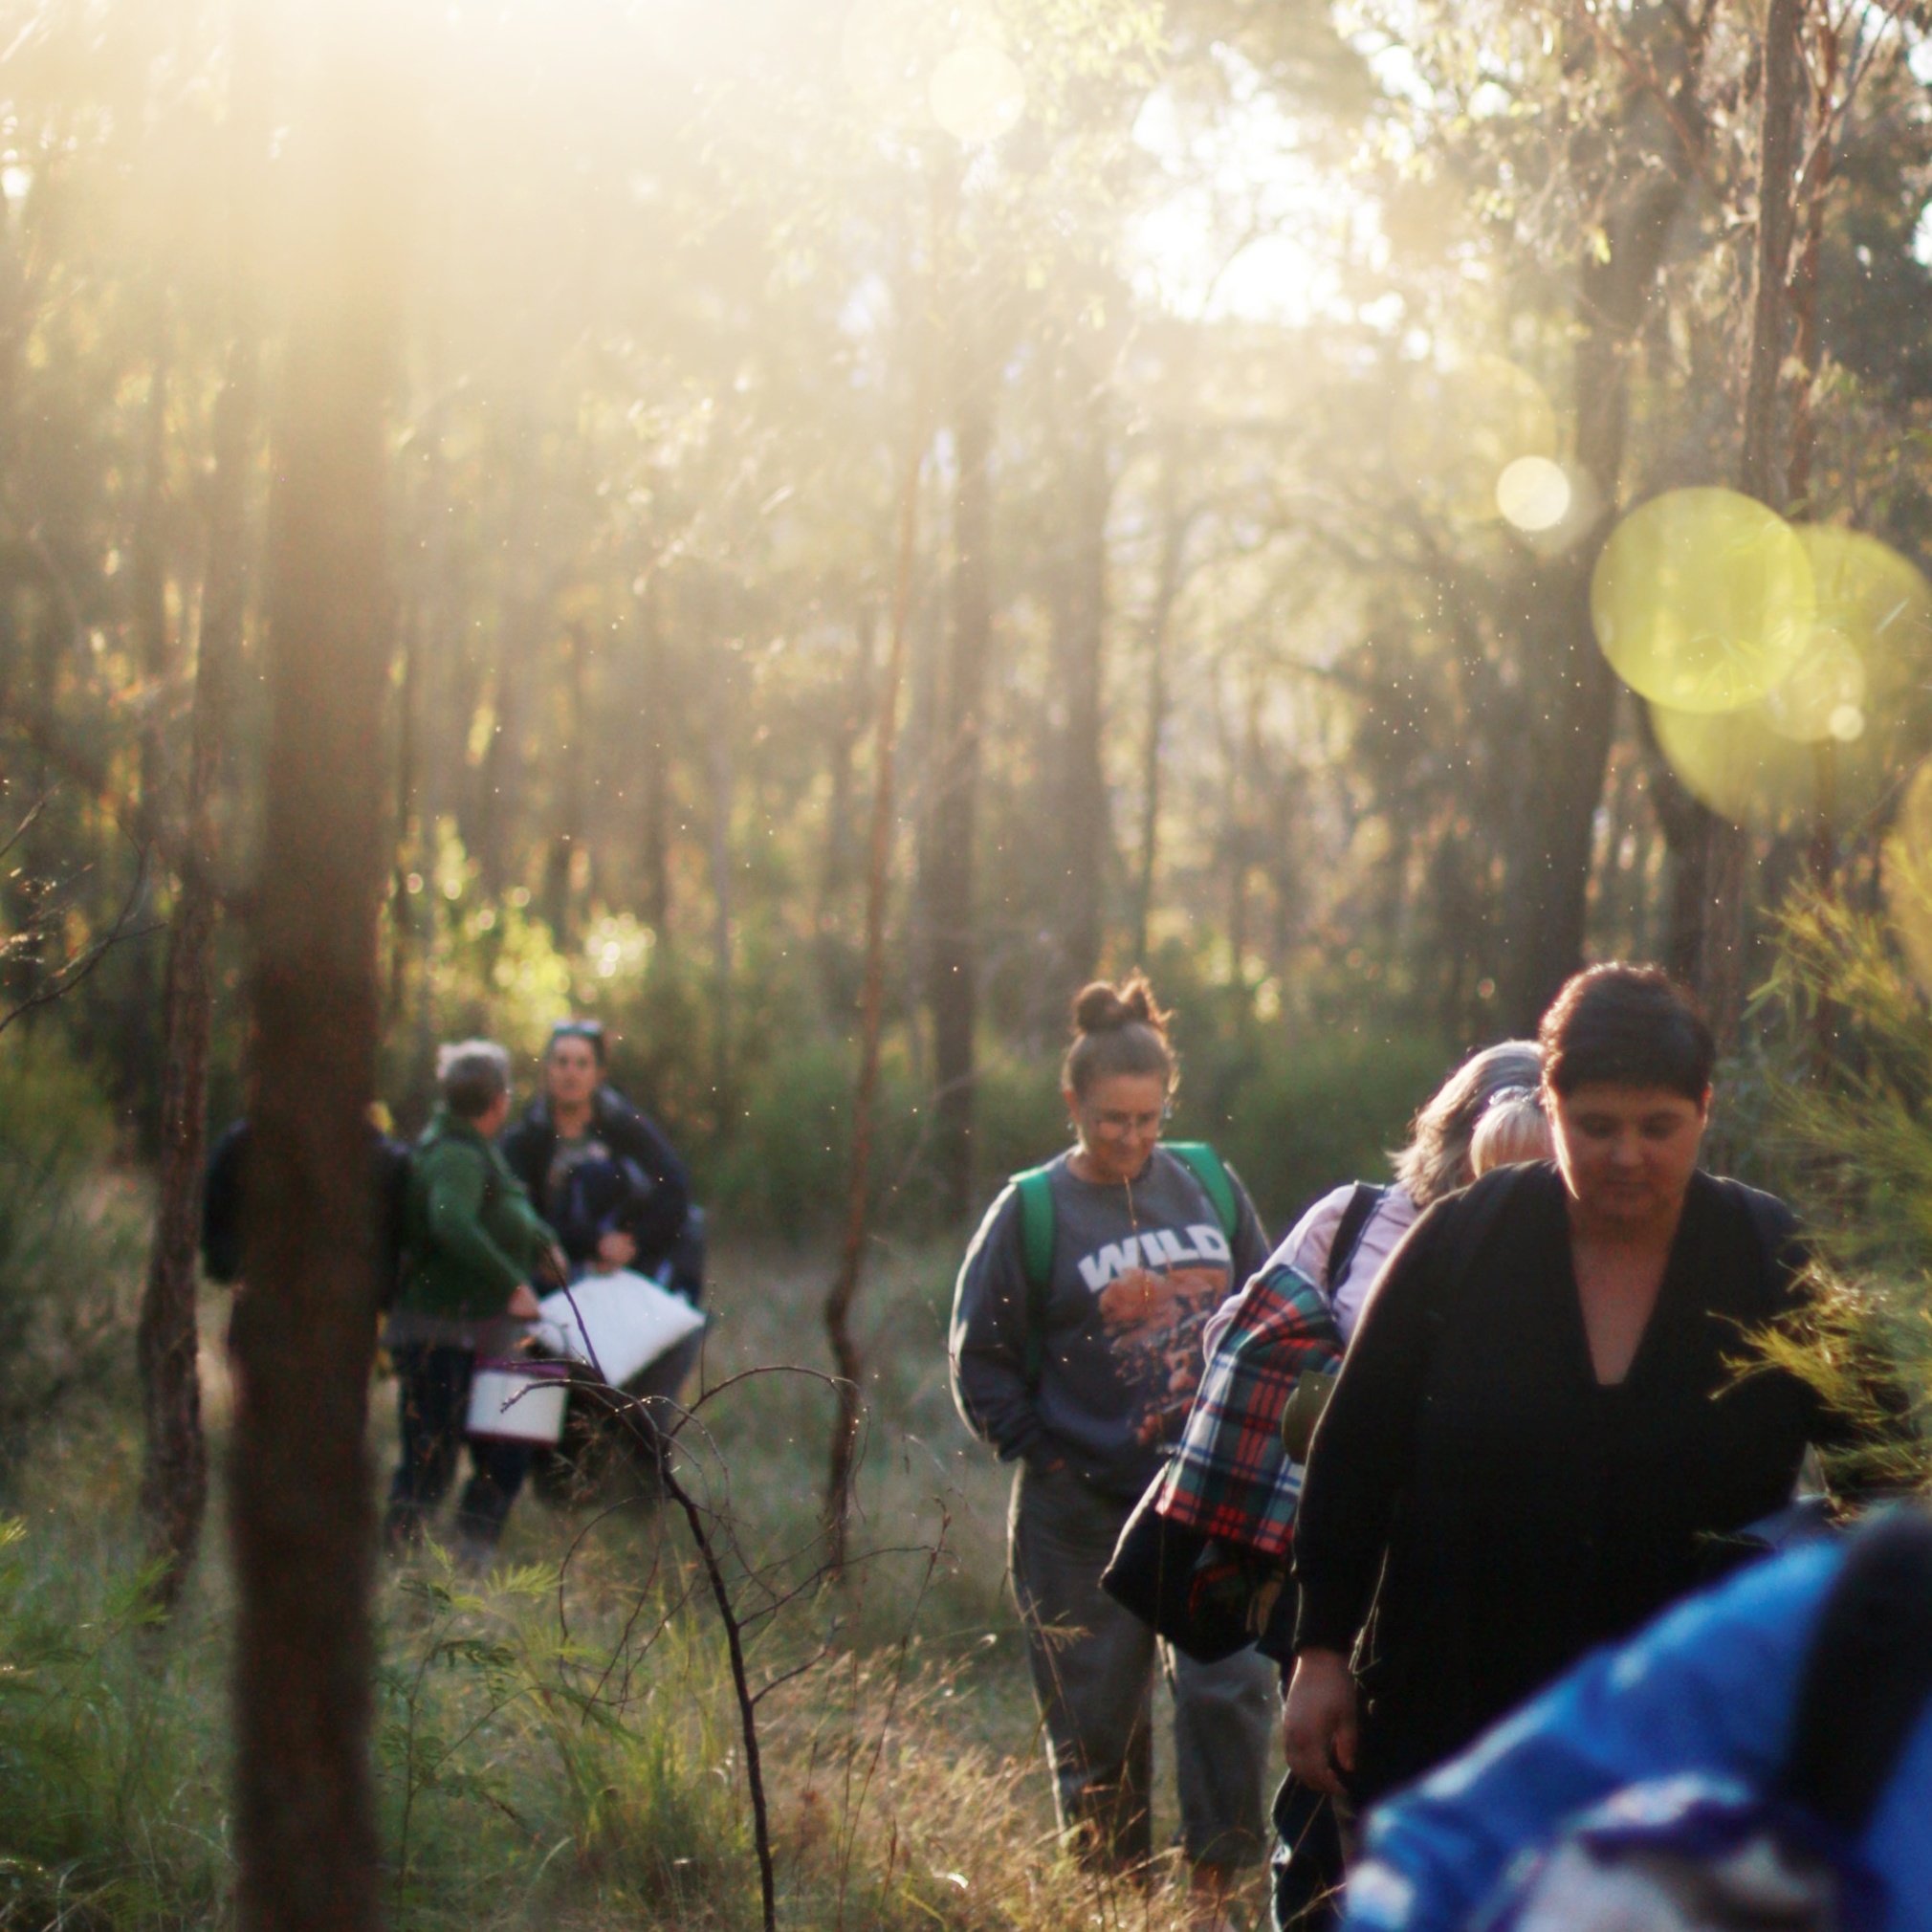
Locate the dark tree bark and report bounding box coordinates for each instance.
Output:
[1502,57,1706,1031]
[925,302,993,1220]
[230,37,402,1932]
[543,621,587,946]
[638,576,672,939]
[824,418,926,1572]
[121,318,173,1129]
[1700,0,1802,1045]
[1057,388,1111,985]
[136,329,256,1608]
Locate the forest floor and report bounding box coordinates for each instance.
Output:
[1,1232,1276,1931]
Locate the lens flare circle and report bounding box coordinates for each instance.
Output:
[1591,489,1813,713]
[930,43,1025,143]
[1496,456,1570,532]
[1761,626,1867,743]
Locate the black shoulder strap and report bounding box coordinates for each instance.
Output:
[1326,1183,1387,1296]
[1783,1505,1932,1833]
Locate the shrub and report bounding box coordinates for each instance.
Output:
[0,1039,146,1467]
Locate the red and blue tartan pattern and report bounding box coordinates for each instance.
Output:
[1153,1262,1344,1560]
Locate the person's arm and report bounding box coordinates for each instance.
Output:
[948,1185,1051,1466]
[422,1144,529,1307]
[603,1094,692,1255]
[1292,1202,1454,1656]
[1342,1541,1842,1932]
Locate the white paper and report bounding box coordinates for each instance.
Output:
[534,1269,707,1389]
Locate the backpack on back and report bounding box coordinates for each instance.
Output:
[1479,1506,1932,1932]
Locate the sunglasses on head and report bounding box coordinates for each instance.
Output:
[548,1020,605,1058]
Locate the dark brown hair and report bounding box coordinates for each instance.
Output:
[1539,964,1715,1103]
[1062,974,1176,1099]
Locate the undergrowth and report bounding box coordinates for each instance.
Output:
[0,1234,1226,1931]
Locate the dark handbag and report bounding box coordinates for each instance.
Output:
[1100,1470,1283,1662]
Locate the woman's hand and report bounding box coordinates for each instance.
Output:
[506,1283,541,1321]
[1283,1647,1358,1796]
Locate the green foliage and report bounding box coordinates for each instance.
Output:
[0,1039,145,1464]
[1745,887,1932,1491]
[1171,1019,1451,1231]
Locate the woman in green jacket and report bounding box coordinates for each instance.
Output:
[383,1040,560,1565]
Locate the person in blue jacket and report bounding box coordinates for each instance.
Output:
[1338,1532,1932,1932]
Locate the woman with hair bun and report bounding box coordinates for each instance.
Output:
[1283,964,1858,1818]
[951,976,1273,1918]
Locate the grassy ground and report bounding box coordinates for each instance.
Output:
[0,1234,1275,1930]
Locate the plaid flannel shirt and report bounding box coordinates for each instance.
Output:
[1153,1261,1344,1560]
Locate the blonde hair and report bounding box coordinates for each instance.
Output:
[1392,1041,1542,1205]
[1470,1087,1553,1176]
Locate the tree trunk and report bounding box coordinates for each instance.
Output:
[924,303,993,1220]
[1700,0,1801,1044]
[122,319,173,1131]
[1503,99,1702,1030]
[638,576,672,939]
[230,33,401,1931]
[543,622,587,946]
[824,420,926,1571]
[1057,388,1110,985]
[136,328,256,1608]
[1131,447,1188,967]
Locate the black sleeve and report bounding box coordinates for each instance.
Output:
[601,1089,692,1255]
[201,1120,250,1284]
[1291,1197,1458,1656]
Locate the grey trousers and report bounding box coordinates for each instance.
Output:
[1009,1460,1275,1872]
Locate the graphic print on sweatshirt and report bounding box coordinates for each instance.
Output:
[1076,1220,1234,1446]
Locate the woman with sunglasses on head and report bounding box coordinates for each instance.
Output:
[500,1019,696,1294]
[950,976,1272,1924]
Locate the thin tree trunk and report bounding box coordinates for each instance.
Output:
[638,575,672,939]
[1058,388,1110,985]
[386,593,421,1024]
[122,318,173,1129]
[1701,0,1801,1044]
[824,419,926,1571]
[544,622,587,945]
[136,328,256,1607]
[1131,450,1187,967]
[230,30,401,1930]
[708,639,735,1104]
[924,300,993,1220]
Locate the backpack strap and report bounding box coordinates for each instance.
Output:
[1014,1165,1057,1384]
[1783,1504,1932,1833]
[1326,1183,1387,1298]
[1163,1141,1240,1245]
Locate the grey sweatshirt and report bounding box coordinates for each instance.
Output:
[949,1147,1270,1500]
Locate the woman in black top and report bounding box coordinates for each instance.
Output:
[1283,965,1837,1805]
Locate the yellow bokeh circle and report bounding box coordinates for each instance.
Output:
[1592,489,1814,713]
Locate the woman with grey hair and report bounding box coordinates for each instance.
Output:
[383,1040,561,1567]
[1209,1041,1540,1364]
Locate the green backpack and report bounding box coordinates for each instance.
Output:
[1012,1142,1240,1383]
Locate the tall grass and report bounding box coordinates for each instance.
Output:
[0,1228,1230,1931]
